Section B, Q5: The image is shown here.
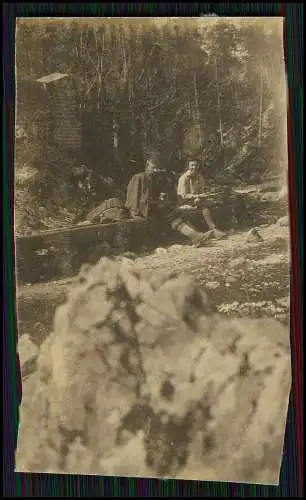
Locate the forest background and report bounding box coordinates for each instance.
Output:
[15,18,287,234]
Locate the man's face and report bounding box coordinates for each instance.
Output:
[146,159,157,173]
[187,160,200,177]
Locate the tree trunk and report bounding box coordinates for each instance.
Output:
[258,64,264,147]
[193,72,203,152]
[214,58,224,147]
[113,120,119,150]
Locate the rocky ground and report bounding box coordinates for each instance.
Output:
[16,217,291,484]
[17,219,290,348]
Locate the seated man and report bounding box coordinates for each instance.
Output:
[125,156,158,219]
[177,159,227,239]
[125,155,209,247]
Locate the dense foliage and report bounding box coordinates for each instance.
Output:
[15,18,287,234]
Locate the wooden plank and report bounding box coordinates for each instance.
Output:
[37,73,68,84]
[16,219,148,249]
[15,219,151,285]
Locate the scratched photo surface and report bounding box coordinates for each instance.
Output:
[15,17,291,484]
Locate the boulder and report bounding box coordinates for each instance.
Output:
[16,257,291,483]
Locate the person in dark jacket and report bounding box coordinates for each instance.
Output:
[125,158,155,219]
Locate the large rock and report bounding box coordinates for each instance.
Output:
[16,257,291,483]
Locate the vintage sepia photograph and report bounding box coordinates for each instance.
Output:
[15,17,291,483]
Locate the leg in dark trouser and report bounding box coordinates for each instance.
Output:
[199,204,227,240]
[170,217,213,247]
[202,207,216,230]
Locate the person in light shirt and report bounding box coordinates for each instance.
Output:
[177,158,227,239]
